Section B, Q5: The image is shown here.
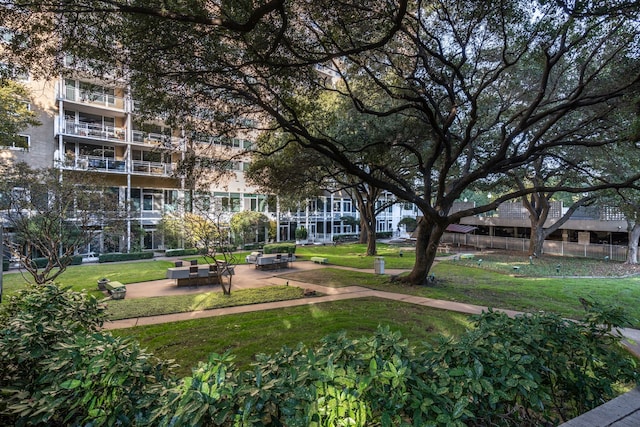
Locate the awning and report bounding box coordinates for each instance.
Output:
[446,224,477,234]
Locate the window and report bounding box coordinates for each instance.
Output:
[1,27,14,43]
[1,134,29,150]
[0,62,28,80]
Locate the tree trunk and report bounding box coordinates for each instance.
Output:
[529,225,546,257]
[359,215,368,244]
[401,217,443,285]
[625,223,640,264]
[366,227,377,256]
[360,200,377,256]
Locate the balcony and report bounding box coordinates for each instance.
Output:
[62,120,126,142]
[132,160,175,176]
[61,87,126,111]
[64,155,126,173]
[131,130,183,149]
[62,155,173,177]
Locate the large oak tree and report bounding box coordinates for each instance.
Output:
[3,0,640,284]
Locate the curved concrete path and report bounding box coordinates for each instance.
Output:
[101,261,640,358]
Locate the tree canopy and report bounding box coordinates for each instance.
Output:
[2,0,640,284]
[0,80,40,149]
[0,163,125,284]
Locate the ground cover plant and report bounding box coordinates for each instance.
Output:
[451,250,640,277]
[105,286,304,320]
[1,285,636,426]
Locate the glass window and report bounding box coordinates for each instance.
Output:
[1,134,29,150]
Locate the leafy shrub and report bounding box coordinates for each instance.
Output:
[98,251,154,263]
[332,234,359,242]
[1,286,636,426]
[165,248,202,257]
[30,255,83,268]
[295,227,308,240]
[262,243,296,254]
[2,260,8,271]
[242,243,263,250]
[0,284,173,426]
[398,217,417,232]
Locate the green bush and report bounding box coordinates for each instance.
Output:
[295,226,308,240]
[30,255,83,268]
[376,231,393,239]
[262,243,296,254]
[2,260,8,271]
[0,284,173,426]
[242,243,263,250]
[98,252,154,263]
[164,248,201,257]
[1,287,636,426]
[332,234,359,242]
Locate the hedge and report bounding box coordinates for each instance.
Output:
[1,286,636,426]
[2,260,8,271]
[164,248,202,257]
[262,243,297,254]
[98,252,154,263]
[30,256,83,268]
[165,246,237,257]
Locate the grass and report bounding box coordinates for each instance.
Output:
[279,265,640,327]
[452,251,640,277]
[295,243,418,269]
[105,286,304,320]
[1,260,174,299]
[112,297,471,376]
[6,243,640,378]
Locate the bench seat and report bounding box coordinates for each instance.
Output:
[104,281,126,299]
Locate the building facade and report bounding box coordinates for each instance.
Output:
[2,68,414,255]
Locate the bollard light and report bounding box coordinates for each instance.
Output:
[477,259,483,266]
[556,265,560,274]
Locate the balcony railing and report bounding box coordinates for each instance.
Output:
[61,86,126,110]
[65,155,127,173]
[132,160,174,176]
[132,130,183,149]
[63,155,174,177]
[63,120,126,142]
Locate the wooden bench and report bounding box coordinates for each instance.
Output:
[437,243,450,253]
[310,256,328,264]
[104,281,126,299]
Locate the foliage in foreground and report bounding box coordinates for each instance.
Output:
[0,286,636,426]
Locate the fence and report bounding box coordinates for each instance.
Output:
[441,233,628,262]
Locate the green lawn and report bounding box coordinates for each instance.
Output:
[1,260,174,299]
[112,297,471,377]
[105,285,303,320]
[6,243,640,377]
[280,265,640,327]
[295,243,418,269]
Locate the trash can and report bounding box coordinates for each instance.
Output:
[374,256,385,274]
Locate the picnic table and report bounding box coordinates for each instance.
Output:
[254,254,294,270]
[166,262,234,286]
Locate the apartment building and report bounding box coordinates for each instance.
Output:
[2,64,413,255]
